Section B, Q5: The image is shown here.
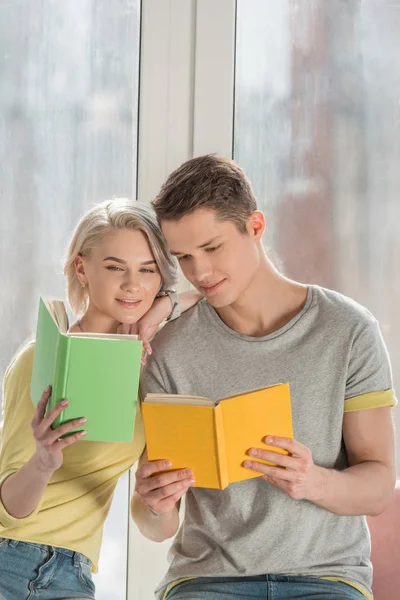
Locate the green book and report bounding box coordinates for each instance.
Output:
[30,297,143,442]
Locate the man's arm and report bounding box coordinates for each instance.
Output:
[130,450,194,542]
[244,406,396,516]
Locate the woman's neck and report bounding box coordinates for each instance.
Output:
[69,308,122,335]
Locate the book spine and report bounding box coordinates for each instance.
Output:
[50,334,71,430]
[213,405,229,490]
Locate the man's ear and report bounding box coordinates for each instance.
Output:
[247,211,266,240]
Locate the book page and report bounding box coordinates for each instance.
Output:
[144,393,216,407]
[68,332,138,340]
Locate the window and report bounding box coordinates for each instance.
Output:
[0,1,140,597]
[235,0,400,467]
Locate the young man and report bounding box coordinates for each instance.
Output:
[131,155,397,600]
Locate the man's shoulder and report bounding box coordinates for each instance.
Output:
[151,299,210,352]
[313,285,377,331]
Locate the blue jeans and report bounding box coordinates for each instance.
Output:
[0,537,96,600]
[166,575,366,600]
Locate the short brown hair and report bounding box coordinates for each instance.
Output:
[152,154,257,233]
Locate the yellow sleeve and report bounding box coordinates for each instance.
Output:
[0,342,43,528]
[344,389,397,412]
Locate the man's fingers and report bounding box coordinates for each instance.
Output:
[136,466,193,495]
[247,447,297,470]
[244,460,295,482]
[156,486,192,511]
[151,478,194,503]
[262,436,308,458]
[136,459,172,479]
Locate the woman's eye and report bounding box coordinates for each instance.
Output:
[106,266,124,272]
[178,255,191,262]
[139,268,155,274]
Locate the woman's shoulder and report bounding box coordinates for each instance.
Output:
[3,341,35,387]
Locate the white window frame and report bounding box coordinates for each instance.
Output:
[127,1,236,598]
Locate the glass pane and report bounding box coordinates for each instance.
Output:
[235,0,400,467]
[0,1,140,598]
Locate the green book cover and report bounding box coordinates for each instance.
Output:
[31,298,143,442]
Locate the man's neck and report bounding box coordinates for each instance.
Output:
[215,258,309,338]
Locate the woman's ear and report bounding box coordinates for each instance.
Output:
[74,255,86,285]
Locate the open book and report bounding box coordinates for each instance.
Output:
[31,297,143,442]
[142,383,293,489]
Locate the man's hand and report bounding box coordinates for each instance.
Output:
[244,436,325,501]
[135,459,195,515]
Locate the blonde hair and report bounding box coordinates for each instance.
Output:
[63,199,177,316]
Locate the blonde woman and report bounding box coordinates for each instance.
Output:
[0,199,201,600]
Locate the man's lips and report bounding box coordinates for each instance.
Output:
[200,279,226,294]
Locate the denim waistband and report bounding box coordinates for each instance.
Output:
[0,537,91,566]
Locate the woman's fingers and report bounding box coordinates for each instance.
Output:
[56,429,87,450]
[31,385,52,428]
[33,399,69,439]
[44,417,87,446]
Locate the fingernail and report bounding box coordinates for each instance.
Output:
[265,436,273,444]
[46,385,51,392]
[78,418,87,424]
[80,431,87,437]
[244,461,252,468]
[148,348,152,355]
[248,448,257,456]
[189,479,196,485]
[165,461,172,468]
[60,400,68,406]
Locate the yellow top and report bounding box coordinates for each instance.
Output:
[0,342,145,571]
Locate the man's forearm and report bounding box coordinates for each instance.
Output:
[309,461,396,516]
[131,492,180,542]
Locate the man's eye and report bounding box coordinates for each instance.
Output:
[206,245,221,253]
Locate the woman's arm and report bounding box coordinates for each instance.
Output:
[136,289,203,354]
[0,347,89,523]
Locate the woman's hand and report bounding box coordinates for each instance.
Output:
[136,296,174,358]
[31,386,87,474]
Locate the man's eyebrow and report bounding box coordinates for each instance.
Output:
[171,237,221,256]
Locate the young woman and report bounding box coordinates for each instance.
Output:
[0,199,201,600]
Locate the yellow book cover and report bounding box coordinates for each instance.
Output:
[142,383,293,489]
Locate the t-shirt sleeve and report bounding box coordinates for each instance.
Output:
[0,343,43,527]
[344,317,397,412]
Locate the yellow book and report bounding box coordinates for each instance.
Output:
[142,383,293,489]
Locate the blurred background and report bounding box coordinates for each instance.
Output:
[0,1,399,598]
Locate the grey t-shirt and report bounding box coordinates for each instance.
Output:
[141,285,394,599]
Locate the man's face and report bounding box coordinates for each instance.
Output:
[161,208,263,308]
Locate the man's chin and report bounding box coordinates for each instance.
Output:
[205,293,234,310]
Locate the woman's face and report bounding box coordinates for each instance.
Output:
[77,228,162,325]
